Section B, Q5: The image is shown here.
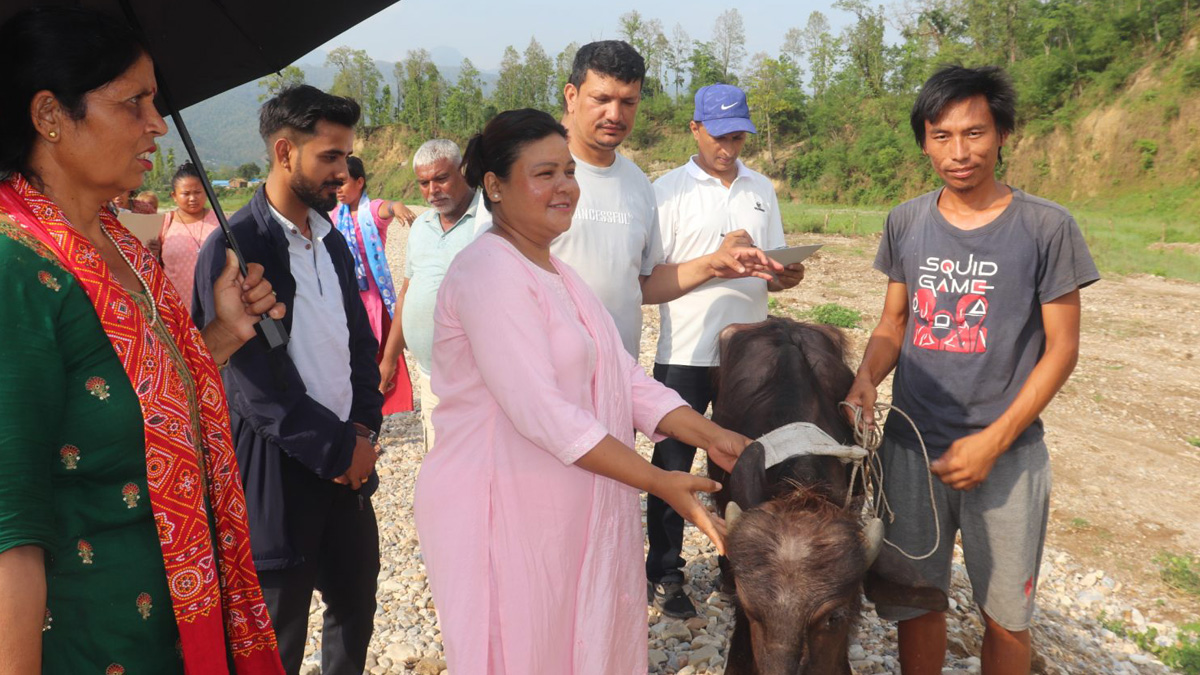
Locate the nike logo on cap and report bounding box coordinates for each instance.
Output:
[720,102,738,110]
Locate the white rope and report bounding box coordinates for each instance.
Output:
[839,401,941,561]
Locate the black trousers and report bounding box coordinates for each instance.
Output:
[645,363,715,584]
[257,479,381,675]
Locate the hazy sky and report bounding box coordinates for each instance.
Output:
[314,0,859,71]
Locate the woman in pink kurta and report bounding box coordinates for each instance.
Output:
[154,162,220,305]
[414,110,750,675]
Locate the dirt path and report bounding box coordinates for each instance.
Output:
[772,233,1200,624]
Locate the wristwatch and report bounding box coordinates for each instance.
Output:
[354,425,384,457]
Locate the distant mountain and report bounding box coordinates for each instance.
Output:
[430,45,466,69]
[160,59,497,168]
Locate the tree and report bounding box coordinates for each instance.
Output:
[375,84,395,125]
[798,12,838,99]
[520,38,555,111]
[395,49,445,136]
[257,65,306,102]
[326,47,383,124]
[495,45,524,111]
[834,0,887,96]
[443,58,487,137]
[618,11,668,93]
[711,9,748,81]
[688,41,728,94]
[554,42,580,108]
[235,162,262,180]
[618,10,646,46]
[746,53,803,165]
[667,24,692,98]
[145,146,167,192]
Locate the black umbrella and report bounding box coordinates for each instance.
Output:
[3,0,402,349]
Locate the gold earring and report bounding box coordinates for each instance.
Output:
[48,131,58,139]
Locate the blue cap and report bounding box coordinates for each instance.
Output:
[693,84,757,136]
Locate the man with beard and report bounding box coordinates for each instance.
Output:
[378,138,483,449]
[193,84,384,675]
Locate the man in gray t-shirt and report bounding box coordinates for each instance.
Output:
[845,66,1098,675]
[872,186,1098,455]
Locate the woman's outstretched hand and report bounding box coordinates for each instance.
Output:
[706,429,752,473]
[651,471,727,555]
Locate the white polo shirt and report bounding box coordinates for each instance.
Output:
[268,203,354,420]
[653,157,786,366]
[551,152,663,357]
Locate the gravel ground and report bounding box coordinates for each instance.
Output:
[291,223,1189,674]
[297,409,1185,675]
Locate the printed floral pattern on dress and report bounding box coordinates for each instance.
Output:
[136,592,153,619]
[59,444,80,470]
[105,665,125,675]
[77,539,93,564]
[37,270,61,291]
[42,608,52,632]
[85,376,111,400]
[122,482,140,508]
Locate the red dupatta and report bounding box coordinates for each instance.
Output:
[0,175,283,675]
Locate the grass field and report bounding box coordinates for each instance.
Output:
[781,201,1200,283]
[198,187,1197,283]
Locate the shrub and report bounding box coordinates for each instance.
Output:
[807,303,861,328]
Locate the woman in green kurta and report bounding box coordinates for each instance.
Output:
[0,8,287,675]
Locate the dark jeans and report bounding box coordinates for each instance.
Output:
[646,363,715,585]
[257,480,381,675]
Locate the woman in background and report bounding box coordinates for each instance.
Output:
[332,156,415,414]
[153,162,220,305]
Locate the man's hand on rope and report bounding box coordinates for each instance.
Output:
[930,429,1006,491]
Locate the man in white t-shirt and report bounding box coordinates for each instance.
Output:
[646,84,805,618]
[557,41,780,356]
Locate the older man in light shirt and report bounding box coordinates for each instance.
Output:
[379,139,483,449]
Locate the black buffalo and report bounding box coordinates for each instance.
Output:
[710,317,947,675]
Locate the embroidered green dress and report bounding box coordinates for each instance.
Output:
[0,222,184,673]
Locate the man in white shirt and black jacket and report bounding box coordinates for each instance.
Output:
[193,85,383,675]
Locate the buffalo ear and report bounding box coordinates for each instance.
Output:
[863,544,949,612]
[730,441,768,509]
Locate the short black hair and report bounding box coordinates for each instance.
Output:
[462,109,568,213]
[568,40,646,89]
[171,161,202,191]
[258,84,360,145]
[346,156,367,191]
[0,7,146,178]
[911,65,1016,150]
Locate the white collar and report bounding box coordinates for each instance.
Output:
[268,202,330,241]
[684,156,751,184]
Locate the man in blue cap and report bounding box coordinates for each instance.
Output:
[646,83,805,617]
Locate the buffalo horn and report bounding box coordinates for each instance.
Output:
[726,501,743,529]
[863,517,884,566]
